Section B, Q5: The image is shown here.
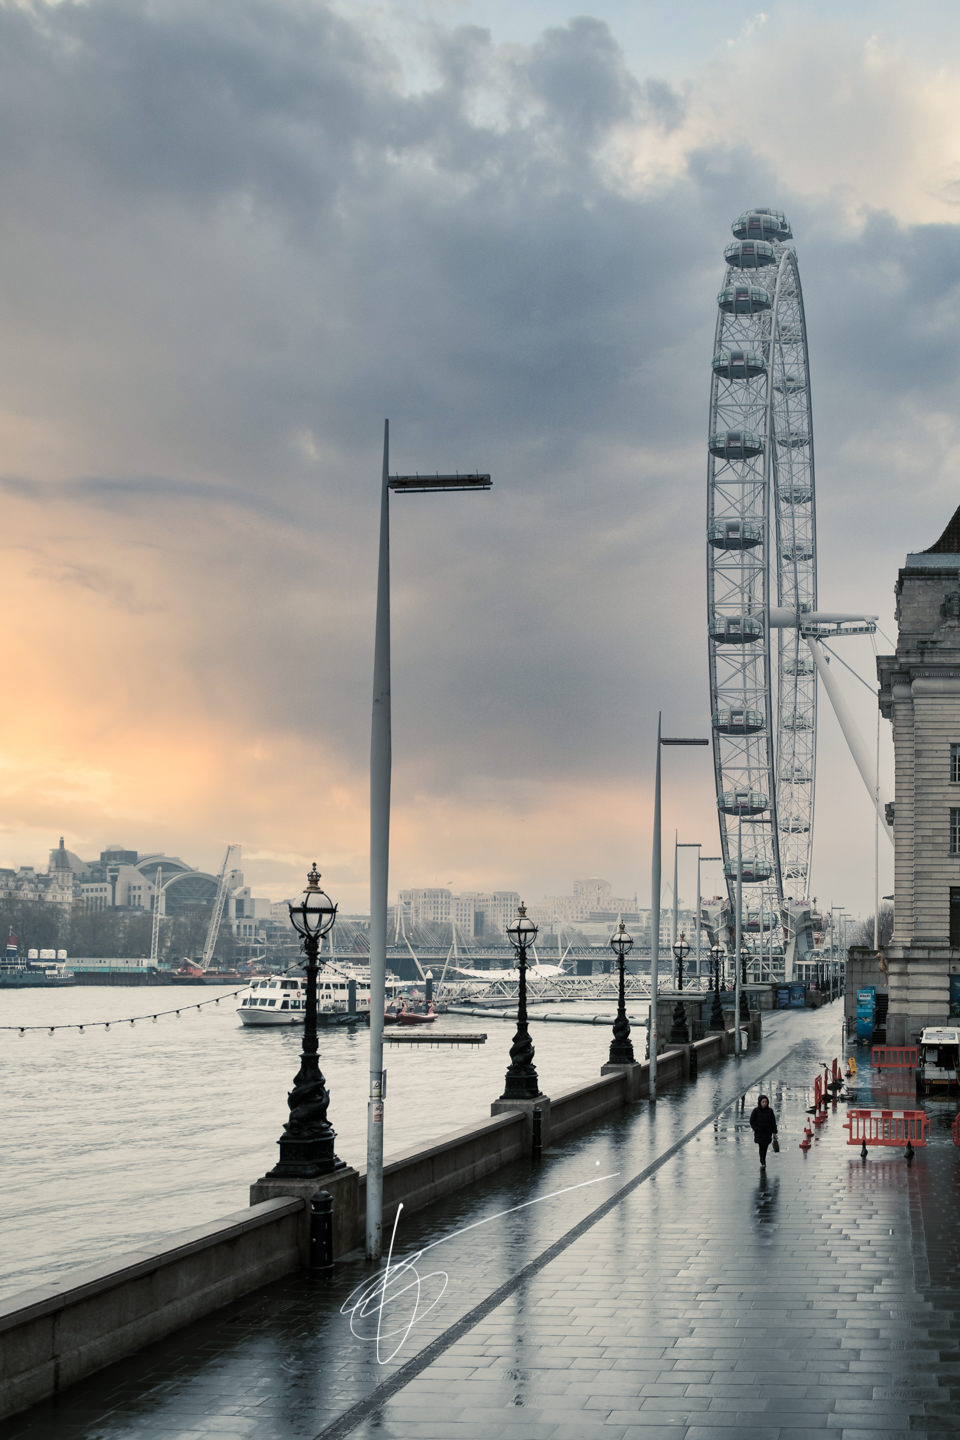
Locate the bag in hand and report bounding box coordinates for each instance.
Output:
[772,1138,780,1153]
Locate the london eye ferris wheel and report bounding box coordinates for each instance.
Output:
[707,209,818,973]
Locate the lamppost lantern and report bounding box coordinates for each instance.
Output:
[288,864,338,944]
[607,920,636,1066]
[610,920,634,962]
[507,903,538,957]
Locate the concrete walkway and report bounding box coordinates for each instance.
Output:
[8,1004,960,1440]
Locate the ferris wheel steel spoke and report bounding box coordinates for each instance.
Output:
[706,210,818,978]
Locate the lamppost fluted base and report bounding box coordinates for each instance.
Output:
[608,1037,636,1065]
[500,1068,542,1101]
[708,991,725,1032]
[268,1133,346,1180]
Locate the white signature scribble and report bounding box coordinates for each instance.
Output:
[340,1170,620,1363]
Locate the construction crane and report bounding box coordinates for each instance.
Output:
[149,866,163,966]
[200,844,241,970]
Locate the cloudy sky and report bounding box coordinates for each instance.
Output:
[2,0,958,921]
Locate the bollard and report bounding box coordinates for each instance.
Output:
[689,1043,698,1080]
[532,1104,542,1159]
[309,1190,334,1279]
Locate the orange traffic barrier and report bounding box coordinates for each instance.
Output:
[843,1108,929,1159]
[871,1045,919,1069]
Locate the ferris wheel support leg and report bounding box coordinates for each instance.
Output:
[805,638,893,842]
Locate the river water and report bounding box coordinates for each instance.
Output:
[0,984,645,1303]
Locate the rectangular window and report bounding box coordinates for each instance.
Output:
[952,809,960,855]
[952,744,960,783]
[951,889,960,948]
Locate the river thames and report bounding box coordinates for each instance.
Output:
[0,983,650,1302]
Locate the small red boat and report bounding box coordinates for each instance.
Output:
[396,1001,436,1025]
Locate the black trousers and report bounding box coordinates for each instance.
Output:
[758,1139,772,1163]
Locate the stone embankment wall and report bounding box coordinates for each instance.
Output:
[0,1016,757,1421]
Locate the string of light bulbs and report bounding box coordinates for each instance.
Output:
[4,986,248,1034]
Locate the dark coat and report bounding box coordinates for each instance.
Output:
[749,1100,778,1143]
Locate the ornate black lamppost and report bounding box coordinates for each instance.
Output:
[673,930,690,991]
[267,865,345,1179]
[708,943,725,1031]
[738,947,750,1020]
[499,903,542,1100]
[608,920,635,1065]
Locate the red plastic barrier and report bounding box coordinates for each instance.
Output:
[871,1045,919,1069]
[843,1109,929,1149]
[814,1074,822,1106]
[952,1114,960,1148]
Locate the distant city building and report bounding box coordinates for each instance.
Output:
[0,838,281,959]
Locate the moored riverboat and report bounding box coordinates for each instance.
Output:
[238,967,404,1026]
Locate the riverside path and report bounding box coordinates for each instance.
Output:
[8,1004,960,1440]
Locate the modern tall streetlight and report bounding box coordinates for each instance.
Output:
[649,714,709,1099]
[368,419,491,1260]
[499,904,542,1099]
[608,919,635,1064]
[676,844,722,984]
[266,865,342,1179]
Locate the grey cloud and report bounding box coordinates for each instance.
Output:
[0,0,957,838]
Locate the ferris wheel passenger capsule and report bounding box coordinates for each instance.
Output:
[774,374,804,393]
[712,707,765,734]
[709,614,764,644]
[718,284,771,315]
[724,858,774,884]
[732,209,793,241]
[712,348,765,380]
[718,789,769,816]
[781,542,814,562]
[707,518,763,549]
[783,710,813,731]
[723,239,777,269]
[778,429,810,448]
[779,482,812,505]
[709,429,763,460]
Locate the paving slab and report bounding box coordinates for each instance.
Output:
[6,1005,960,1440]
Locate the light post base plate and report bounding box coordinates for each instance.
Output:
[491,1094,551,1148]
[250,1165,360,1262]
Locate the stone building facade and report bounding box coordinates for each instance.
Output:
[877,506,960,1042]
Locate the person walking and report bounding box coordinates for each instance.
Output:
[749,1094,778,1168]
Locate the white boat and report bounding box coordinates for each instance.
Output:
[237,967,406,1027]
[237,975,307,1026]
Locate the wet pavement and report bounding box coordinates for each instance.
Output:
[9,1003,960,1440]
